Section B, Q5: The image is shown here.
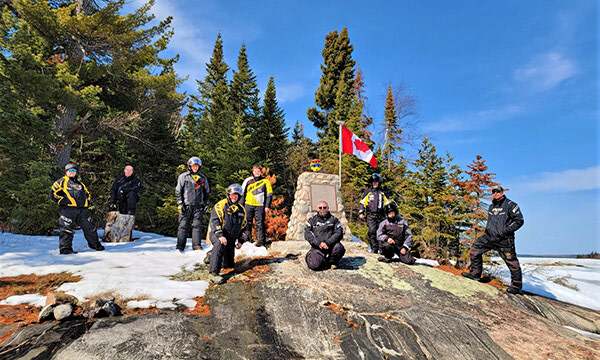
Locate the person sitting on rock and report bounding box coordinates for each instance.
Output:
[304,201,345,271]
[208,184,248,284]
[109,165,141,215]
[376,202,415,264]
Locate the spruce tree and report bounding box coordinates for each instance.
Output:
[381,86,404,170]
[230,43,260,133]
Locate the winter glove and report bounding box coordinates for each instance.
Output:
[178,204,187,214]
[203,204,212,213]
[109,203,118,211]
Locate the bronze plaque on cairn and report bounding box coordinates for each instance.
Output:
[309,184,338,212]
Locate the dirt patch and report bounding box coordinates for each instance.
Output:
[0,273,82,301]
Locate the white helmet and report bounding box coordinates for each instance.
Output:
[226,184,243,196]
[187,157,202,167]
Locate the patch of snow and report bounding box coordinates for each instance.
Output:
[1,294,46,307]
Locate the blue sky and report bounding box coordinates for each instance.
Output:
[131,1,598,255]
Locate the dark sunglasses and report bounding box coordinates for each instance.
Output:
[492,189,501,194]
[318,206,328,209]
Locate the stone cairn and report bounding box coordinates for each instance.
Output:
[285,172,352,242]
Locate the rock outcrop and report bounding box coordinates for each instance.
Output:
[1,241,598,359]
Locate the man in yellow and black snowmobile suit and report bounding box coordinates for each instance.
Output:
[49,163,105,254]
[241,164,272,247]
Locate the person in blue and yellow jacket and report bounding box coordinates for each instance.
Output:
[241,164,272,247]
[358,173,391,254]
[208,184,247,284]
[49,163,105,254]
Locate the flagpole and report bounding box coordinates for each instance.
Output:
[337,121,344,188]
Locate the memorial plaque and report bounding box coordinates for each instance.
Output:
[309,184,338,212]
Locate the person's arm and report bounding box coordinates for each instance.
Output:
[504,201,524,234]
[50,179,64,203]
[264,179,273,209]
[304,218,319,247]
[203,175,210,205]
[401,220,413,249]
[358,189,369,216]
[109,178,119,203]
[130,177,142,194]
[325,218,343,246]
[376,220,388,243]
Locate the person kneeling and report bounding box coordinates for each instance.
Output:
[376,203,415,265]
[304,201,345,271]
[208,184,247,284]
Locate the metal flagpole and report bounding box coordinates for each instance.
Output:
[337,121,344,188]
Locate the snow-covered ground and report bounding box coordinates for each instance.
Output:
[0,230,267,310]
[488,256,600,310]
[0,230,598,311]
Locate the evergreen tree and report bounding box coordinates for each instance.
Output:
[254,77,289,178]
[381,86,403,170]
[183,33,233,188]
[1,0,184,234]
[230,43,260,132]
[307,27,356,141]
[353,66,374,144]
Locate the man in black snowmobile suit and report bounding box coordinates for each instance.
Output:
[304,201,345,271]
[109,165,141,215]
[376,202,415,264]
[462,185,525,294]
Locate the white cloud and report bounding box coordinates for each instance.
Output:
[514,52,577,92]
[425,104,523,133]
[518,166,600,193]
[274,83,306,104]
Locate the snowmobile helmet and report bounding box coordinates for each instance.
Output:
[385,202,398,216]
[64,163,78,172]
[370,173,383,185]
[187,157,202,168]
[226,184,243,201]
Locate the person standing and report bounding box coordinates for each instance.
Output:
[175,157,210,252]
[358,173,391,254]
[49,163,105,254]
[241,164,273,247]
[109,165,141,215]
[462,185,525,294]
[376,202,415,264]
[208,184,247,284]
[304,201,345,271]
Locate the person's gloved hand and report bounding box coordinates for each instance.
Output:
[203,204,211,213]
[109,203,118,211]
[178,204,187,214]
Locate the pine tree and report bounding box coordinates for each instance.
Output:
[307,27,356,141]
[353,66,374,144]
[452,155,500,264]
[183,33,233,187]
[381,86,403,170]
[253,77,289,174]
[1,0,184,234]
[230,43,260,132]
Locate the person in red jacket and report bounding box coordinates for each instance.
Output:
[49,163,105,254]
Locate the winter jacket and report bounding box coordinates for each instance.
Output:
[241,176,273,208]
[110,174,141,203]
[377,217,413,249]
[175,171,210,207]
[210,198,247,241]
[358,187,391,215]
[485,196,524,240]
[49,176,91,208]
[304,212,343,248]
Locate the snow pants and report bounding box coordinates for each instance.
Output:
[177,205,203,251]
[118,191,139,215]
[58,207,102,253]
[209,234,236,274]
[305,242,346,271]
[245,205,266,246]
[380,241,416,265]
[366,213,385,254]
[470,234,522,290]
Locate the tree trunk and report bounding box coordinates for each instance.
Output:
[51,104,78,168]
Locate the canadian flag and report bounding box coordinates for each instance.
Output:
[341,125,377,167]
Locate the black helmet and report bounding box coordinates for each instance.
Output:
[65,163,78,172]
[226,184,243,196]
[370,173,382,184]
[384,202,398,215]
